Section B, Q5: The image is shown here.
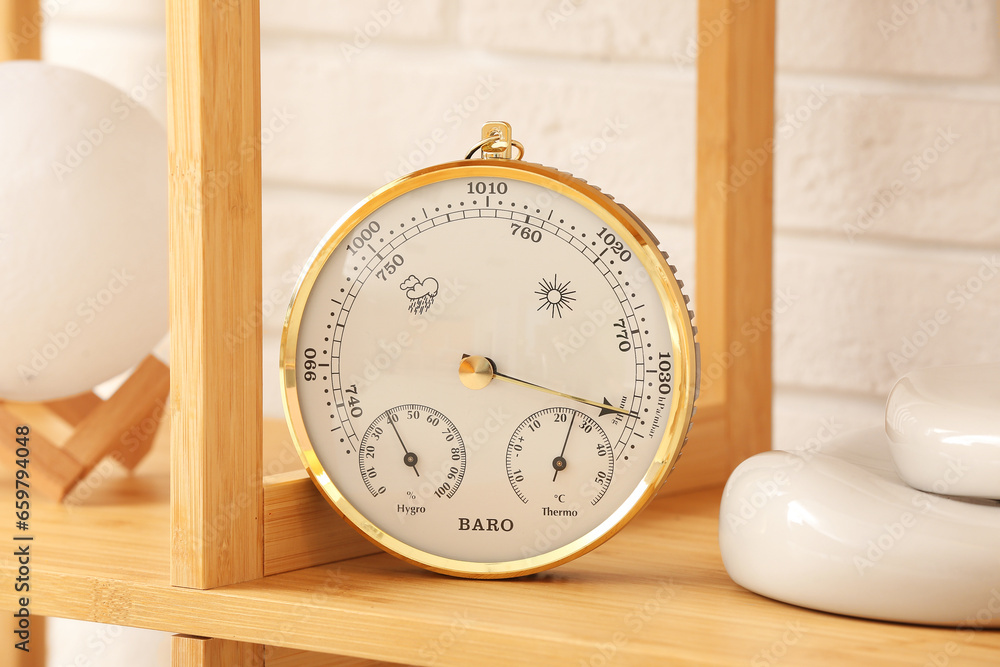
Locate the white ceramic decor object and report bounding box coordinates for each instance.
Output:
[720,427,1000,627]
[0,62,167,402]
[887,364,1000,500]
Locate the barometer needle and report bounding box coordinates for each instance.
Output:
[459,354,637,417]
[388,417,420,477]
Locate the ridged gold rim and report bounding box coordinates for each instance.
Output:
[280,159,697,578]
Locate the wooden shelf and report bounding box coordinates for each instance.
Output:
[5,422,997,666]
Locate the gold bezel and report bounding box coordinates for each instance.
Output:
[280,159,697,579]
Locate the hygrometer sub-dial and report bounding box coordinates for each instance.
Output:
[506,407,614,507]
[359,405,466,505]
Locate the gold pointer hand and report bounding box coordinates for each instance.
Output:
[458,354,637,417]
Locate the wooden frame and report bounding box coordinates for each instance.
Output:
[694,0,774,473]
[166,0,264,591]
[160,0,775,592]
[161,0,775,597]
[0,0,39,60]
[1,1,779,665]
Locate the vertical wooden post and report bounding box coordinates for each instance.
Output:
[0,0,40,60]
[695,0,775,468]
[167,0,263,588]
[172,635,263,667]
[1,4,44,662]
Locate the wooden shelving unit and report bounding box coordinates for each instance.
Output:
[9,422,1000,666]
[5,423,1000,667]
[5,0,995,665]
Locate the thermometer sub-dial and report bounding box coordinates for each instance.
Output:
[359,405,466,505]
[506,407,614,507]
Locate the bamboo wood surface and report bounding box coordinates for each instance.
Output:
[2,615,44,667]
[266,647,402,667]
[665,399,728,494]
[263,471,379,576]
[0,407,84,499]
[1,420,996,666]
[44,392,102,427]
[1,400,76,444]
[0,0,39,60]
[172,635,263,667]
[695,0,775,470]
[167,0,263,589]
[63,355,169,470]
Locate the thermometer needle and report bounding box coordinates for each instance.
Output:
[388,417,419,477]
[552,411,576,482]
[459,354,637,417]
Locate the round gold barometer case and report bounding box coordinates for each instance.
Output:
[281,122,698,578]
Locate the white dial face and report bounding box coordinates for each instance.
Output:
[287,166,687,571]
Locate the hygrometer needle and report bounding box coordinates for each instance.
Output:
[389,417,419,477]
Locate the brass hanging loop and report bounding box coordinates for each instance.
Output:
[465,121,524,160]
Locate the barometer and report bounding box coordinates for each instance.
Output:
[281,122,698,578]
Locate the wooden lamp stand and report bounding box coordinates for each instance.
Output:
[0,355,170,500]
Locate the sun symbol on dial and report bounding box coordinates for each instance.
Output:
[535,275,576,318]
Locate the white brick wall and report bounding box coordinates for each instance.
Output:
[35,1,1000,663]
[776,83,1000,244]
[258,40,696,217]
[777,0,999,79]
[456,0,697,62]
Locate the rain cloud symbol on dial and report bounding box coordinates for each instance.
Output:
[400,275,439,314]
